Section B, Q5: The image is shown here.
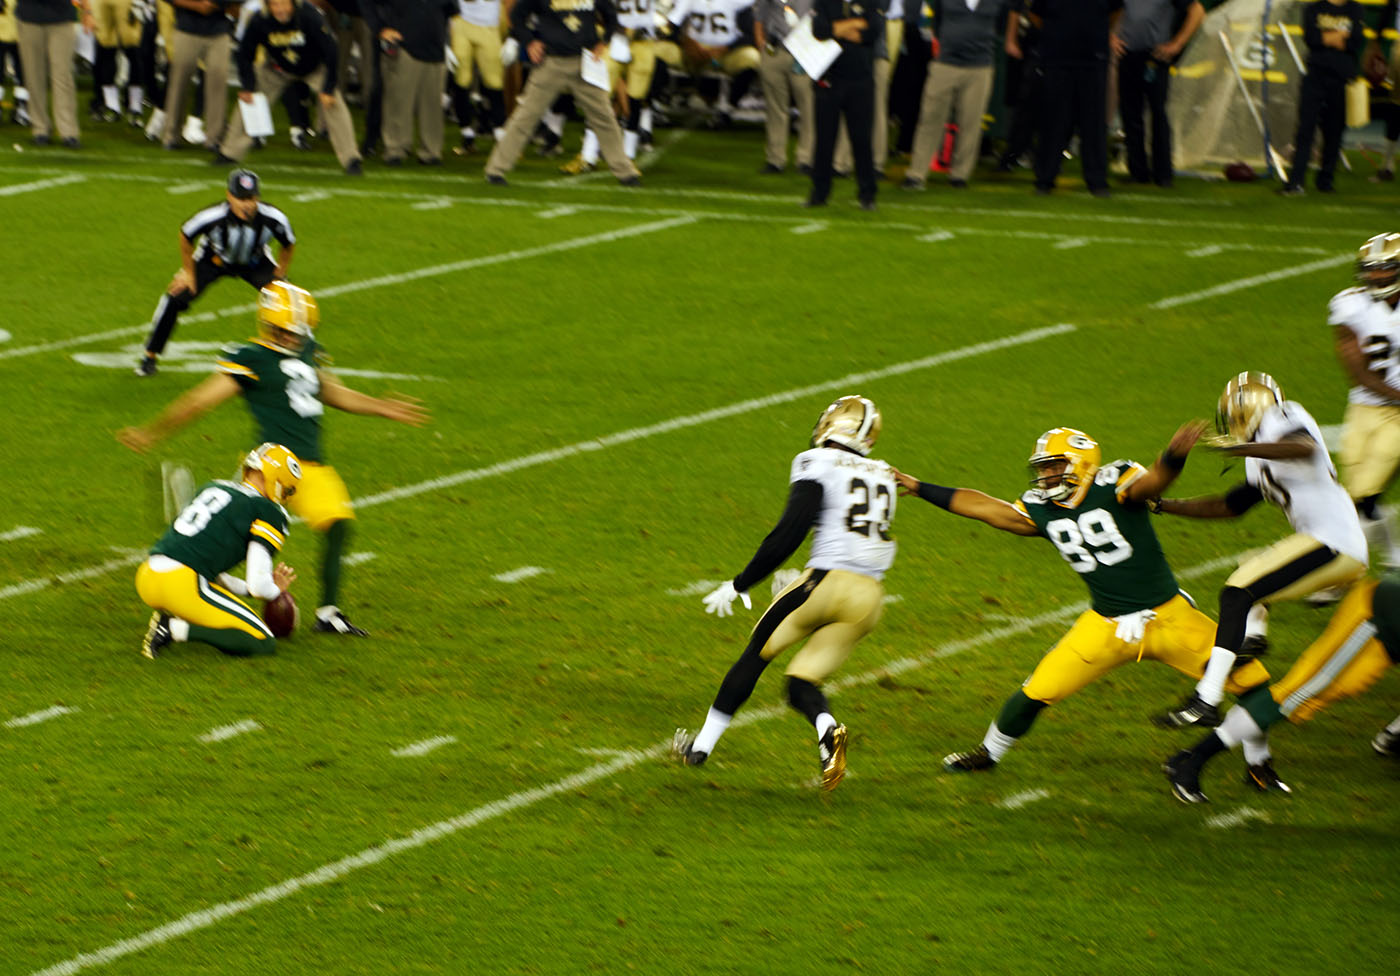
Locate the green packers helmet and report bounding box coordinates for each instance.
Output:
[1216,371,1283,444]
[1029,428,1101,506]
[257,280,318,351]
[811,395,882,456]
[243,442,302,504]
[1356,233,1400,300]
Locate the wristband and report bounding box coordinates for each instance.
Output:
[1160,449,1187,473]
[917,482,955,510]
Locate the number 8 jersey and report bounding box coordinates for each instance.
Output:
[216,336,326,463]
[1014,460,1179,617]
[796,446,897,580]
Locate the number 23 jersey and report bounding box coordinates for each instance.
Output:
[1014,460,1179,618]
[793,447,897,580]
[216,338,326,463]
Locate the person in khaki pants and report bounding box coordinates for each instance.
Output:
[753,0,814,174]
[161,0,237,150]
[217,0,363,173]
[16,0,93,146]
[373,0,455,164]
[485,0,639,185]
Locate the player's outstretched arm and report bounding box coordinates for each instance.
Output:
[117,373,242,453]
[892,469,1038,536]
[1124,419,1207,503]
[319,371,430,426]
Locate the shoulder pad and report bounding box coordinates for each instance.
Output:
[1329,287,1372,324]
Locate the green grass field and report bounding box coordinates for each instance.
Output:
[3,117,1400,976]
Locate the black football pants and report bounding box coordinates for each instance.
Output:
[144,258,277,356]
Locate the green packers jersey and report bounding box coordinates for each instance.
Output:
[1368,576,1400,663]
[1015,460,1180,617]
[216,338,325,463]
[151,479,290,579]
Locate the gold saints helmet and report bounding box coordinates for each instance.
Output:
[1356,233,1400,300]
[1029,428,1101,506]
[1216,371,1283,445]
[811,395,882,456]
[257,280,319,352]
[243,442,303,504]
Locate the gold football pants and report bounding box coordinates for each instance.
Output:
[752,567,884,684]
[135,560,273,639]
[1273,578,1395,723]
[288,462,355,532]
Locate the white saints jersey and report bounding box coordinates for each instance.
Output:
[1329,286,1400,407]
[792,447,897,580]
[1247,401,1367,563]
[457,0,502,29]
[614,0,658,33]
[669,0,753,47]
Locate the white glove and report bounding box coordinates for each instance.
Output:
[501,37,520,67]
[703,580,751,617]
[1112,608,1156,644]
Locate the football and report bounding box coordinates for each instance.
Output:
[263,592,299,637]
[1223,160,1257,182]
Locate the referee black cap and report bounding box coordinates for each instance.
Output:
[228,169,260,200]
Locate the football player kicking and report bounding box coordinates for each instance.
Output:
[673,395,898,792]
[1153,372,1368,729]
[119,282,429,637]
[1164,574,1400,802]
[136,443,300,659]
[895,422,1273,774]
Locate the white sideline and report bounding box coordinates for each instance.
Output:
[0,174,85,196]
[1149,255,1351,309]
[0,216,697,362]
[26,548,1251,976]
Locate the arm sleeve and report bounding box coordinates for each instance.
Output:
[1303,5,1321,51]
[1224,482,1265,515]
[732,480,823,592]
[245,540,281,600]
[314,12,341,92]
[1348,9,1366,57]
[236,20,260,90]
[597,0,619,37]
[216,572,251,596]
[811,0,834,41]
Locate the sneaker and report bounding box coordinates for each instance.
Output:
[313,607,368,636]
[134,355,157,377]
[14,102,30,127]
[182,115,205,146]
[1162,750,1208,803]
[1152,693,1221,729]
[536,132,562,158]
[290,127,312,151]
[1244,759,1292,795]
[801,197,826,208]
[142,611,172,659]
[818,724,849,792]
[559,153,595,175]
[670,728,708,766]
[1372,726,1400,757]
[143,108,165,142]
[33,134,50,147]
[943,744,996,772]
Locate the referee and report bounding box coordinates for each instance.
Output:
[135,170,296,377]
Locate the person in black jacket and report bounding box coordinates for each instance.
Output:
[216,0,362,173]
[1361,0,1399,181]
[808,0,883,209]
[373,0,455,164]
[1110,0,1203,188]
[1280,0,1366,195]
[1030,0,1121,198]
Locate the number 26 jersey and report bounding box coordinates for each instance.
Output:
[216,338,327,463]
[793,447,897,580]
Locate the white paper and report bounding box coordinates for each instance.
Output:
[581,50,610,91]
[782,13,841,80]
[608,31,632,64]
[239,92,275,139]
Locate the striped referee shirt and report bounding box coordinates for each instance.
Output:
[182,202,296,268]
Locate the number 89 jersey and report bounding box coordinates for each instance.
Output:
[794,447,897,580]
[216,337,326,463]
[1014,460,1180,617]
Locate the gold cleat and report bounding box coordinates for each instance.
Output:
[559,154,595,175]
[142,611,172,659]
[819,725,849,792]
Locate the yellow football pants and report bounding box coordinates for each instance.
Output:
[289,462,355,532]
[135,561,272,639]
[1273,578,1395,723]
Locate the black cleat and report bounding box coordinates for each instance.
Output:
[313,608,368,636]
[1163,750,1208,803]
[1153,693,1221,729]
[134,356,158,377]
[1244,759,1292,795]
[1374,726,1400,757]
[819,724,849,791]
[142,611,172,659]
[1233,634,1269,667]
[670,729,708,766]
[943,744,996,772]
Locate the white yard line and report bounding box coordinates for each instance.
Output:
[390,735,458,758]
[197,720,261,743]
[25,546,1252,976]
[5,705,77,729]
[0,553,145,602]
[343,552,378,567]
[0,174,85,196]
[997,788,1051,810]
[790,221,827,235]
[492,566,549,583]
[1205,806,1271,830]
[0,526,42,542]
[1149,255,1352,309]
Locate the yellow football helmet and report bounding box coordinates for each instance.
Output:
[811,395,882,456]
[1029,428,1101,505]
[257,280,319,351]
[242,442,302,504]
[1216,371,1283,444]
[1356,233,1400,300]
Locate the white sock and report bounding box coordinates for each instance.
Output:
[814,712,837,741]
[543,109,564,137]
[1241,732,1272,766]
[493,126,505,141]
[315,604,341,621]
[103,84,120,111]
[623,129,639,159]
[1215,705,1263,750]
[1385,139,1398,170]
[128,86,143,113]
[461,126,475,138]
[581,128,600,164]
[982,722,1017,762]
[1195,647,1235,705]
[639,106,652,135]
[170,618,190,642]
[15,86,27,101]
[691,707,732,756]
[1361,512,1399,565]
[1244,604,1269,641]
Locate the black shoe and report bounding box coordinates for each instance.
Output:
[291,128,312,151]
[162,141,180,151]
[142,611,172,659]
[948,178,968,189]
[33,134,51,147]
[1089,186,1111,199]
[618,175,641,187]
[536,131,562,157]
[858,199,877,211]
[1163,749,1208,803]
[819,724,849,792]
[670,729,708,767]
[900,176,923,190]
[133,356,157,377]
[384,156,403,167]
[418,156,443,166]
[1233,634,1269,667]
[759,162,783,174]
[1373,726,1400,756]
[1153,693,1221,730]
[944,744,996,772]
[1370,169,1395,183]
[1244,759,1292,795]
[1155,178,1174,189]
[798,163,812,176]
[833,169,851,179]
[210,151,236,165]
[485,173,508,186]
[359,143,378,159]
[1317,184,1336,194]
[801,197,826,208]
[345,158,363,176]
[1034,184,1052,196]
[1277,184,1305,197]
[61,136,80,149]
[312,608,368,636]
